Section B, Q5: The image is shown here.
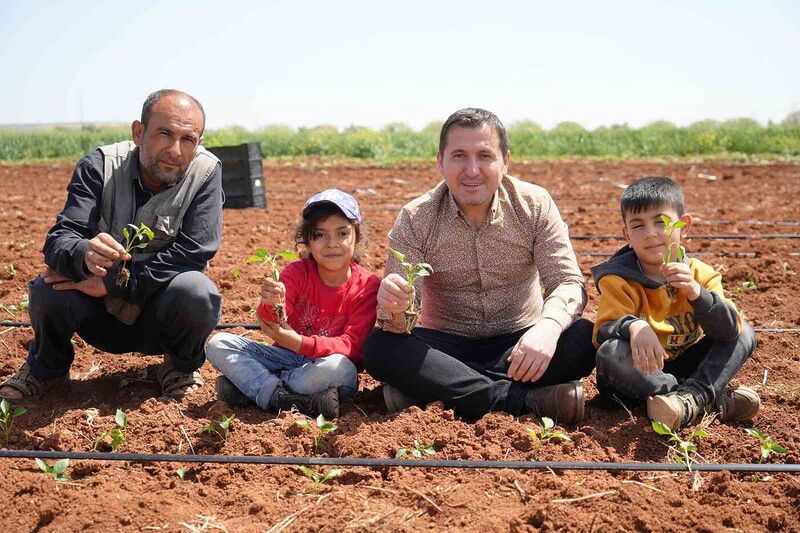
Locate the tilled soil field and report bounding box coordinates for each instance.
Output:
[0,158,798,532]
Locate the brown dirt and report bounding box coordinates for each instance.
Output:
[0,159,799,532]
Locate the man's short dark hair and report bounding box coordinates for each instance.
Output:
[620,176,685,221]
[141,89,206,134]
[438,108,509,155]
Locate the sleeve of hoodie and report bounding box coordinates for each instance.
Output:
[688,260,742,341]
[592,275,644,348]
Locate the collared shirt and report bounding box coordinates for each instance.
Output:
[378,174,586,338]
[43,149,223,306]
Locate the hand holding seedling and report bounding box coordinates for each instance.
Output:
[629,320,665,374]
[84,232,130,277]
[260,278,286,307]
[661,262,701,301]
[246,248,298,325]
[377,273,414,314]
[507,320,560,382]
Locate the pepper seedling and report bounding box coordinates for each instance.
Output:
[0,299,28,320]
[527,417,571,459]
[297,466,342,490]
[745,428,787,463]
[35,458,70,483]
[659,215,686,301]
[651,420,708,472]
[389,247,433,334]
[116,223,155,287]
[94,409,128,451]
[0,398,27,447]
[295,414,338,456]
[245,248,299,325]
[202,414,235,444]
[396,439,436,459]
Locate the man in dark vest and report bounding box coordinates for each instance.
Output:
[0,89,223,401]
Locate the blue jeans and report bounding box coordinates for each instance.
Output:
[205,332,359,410]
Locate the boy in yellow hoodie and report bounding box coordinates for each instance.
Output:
[592,176,759,431]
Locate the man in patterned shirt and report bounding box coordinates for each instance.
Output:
[362,108,595,423]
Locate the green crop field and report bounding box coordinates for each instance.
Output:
[1,119,799,162]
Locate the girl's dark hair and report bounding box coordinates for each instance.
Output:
[294,203,364,263]
[620,176,685,222]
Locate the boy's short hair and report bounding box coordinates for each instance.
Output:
[620,176,685,222]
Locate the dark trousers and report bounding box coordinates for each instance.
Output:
[595,322,757,408]
[26,271,222,380]
[362,318,596,419]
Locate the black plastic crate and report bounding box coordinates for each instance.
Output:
[207,142,266,209]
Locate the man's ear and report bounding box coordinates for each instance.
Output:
[436,151,444,174]
[680,213,693,236]
[131,120,144,146]
[503,150,510,172]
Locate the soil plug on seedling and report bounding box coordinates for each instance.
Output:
[396,439,436,459]
[297,466,342,490]
[745,428,787,463]
[295,414,338,455]
[202,414,235,444]
[389,247,433,334]
[35,458,70,483]
[116,223,155,287]
[0,398,27,447]
[94,409,128,451]
[527,417,571,459]
[660,215,686,301]
[245,248,299,325]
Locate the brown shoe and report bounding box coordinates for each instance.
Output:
[0,362,68,403]
[525,380,585,424]
[715,386,760,422]
[647,391,700,431]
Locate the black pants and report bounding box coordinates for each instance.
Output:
[362,318,596,419]
[595,322,757,408]
[25,272,222,380]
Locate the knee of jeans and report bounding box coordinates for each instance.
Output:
[596,339,630,375]
[159,272,221,327]
[28,276,71,319]
[205,332,238,369]
[738,321,757,355]
[319,354,358,388]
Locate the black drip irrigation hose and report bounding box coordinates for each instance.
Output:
[2,321,800,333]
[1,449,797,473]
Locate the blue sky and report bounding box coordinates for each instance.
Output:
[1,0,797,130]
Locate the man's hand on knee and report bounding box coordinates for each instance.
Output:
[507,319,561,382]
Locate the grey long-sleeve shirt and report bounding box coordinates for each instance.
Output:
[43,149,223,306]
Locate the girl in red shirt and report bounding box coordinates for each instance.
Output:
[206,190,380,418]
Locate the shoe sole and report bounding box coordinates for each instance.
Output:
[646,395,681,431]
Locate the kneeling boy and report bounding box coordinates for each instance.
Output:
[592,176,759,431]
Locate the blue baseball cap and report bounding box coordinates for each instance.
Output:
[303,189,362,223]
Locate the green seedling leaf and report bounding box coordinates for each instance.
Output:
[203,414,235,443]
[746,427,788,463]
[35,458,70,482]
[177,467,187,480]
[114,409,127,429]
[294,419,313,431]
[389,248,405,263]
[296,415,338,455]
[232,268,242,280]
[651,421,673,436]
[122,226,130,241]
[0,398,27,446]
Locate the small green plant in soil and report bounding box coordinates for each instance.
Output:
[295,414,338,455]
[389,247,433,333]
[4,264,17,279]
[745,428,787,463]
[651,420,709,471]
[202,414,235,443]
[527,417,571,458]
[0,299,28,319]
[396,439,436,459]
[245,248,299,325]
[35,458,70,483]
[94,409,128,451]
[732,275,758,294]
[177,467,188,480]
[659,215,686,301]
[0,399,27,446]
[297,466,342,490]
[116,223,155,287]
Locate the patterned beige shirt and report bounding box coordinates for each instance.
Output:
[378,174,586,337]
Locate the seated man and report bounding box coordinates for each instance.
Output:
[0,89,223,402]
[363,108,595,423]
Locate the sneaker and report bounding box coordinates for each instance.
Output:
[215,376,254,407]
[524,380,585,424]
[715,386,760,422]
[383,384,415,413]
[269,383,340,419]
[647,391,700,431]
